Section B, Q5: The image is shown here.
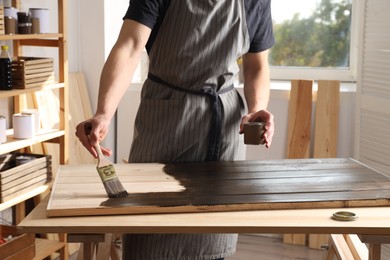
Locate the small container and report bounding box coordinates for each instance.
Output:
[29,8,49,33]
[18,22,32,34]
[31,17,40,34]
[12,113,34,139]
[5,16,17,34]
[17,12,32,34]
[243,122,266,145]
[22,109,40,134]
[17,11,31,23]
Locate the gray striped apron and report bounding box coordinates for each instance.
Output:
[125,0,249,259]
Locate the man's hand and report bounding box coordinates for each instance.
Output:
[75,115,112,158]
[240,110,274,148]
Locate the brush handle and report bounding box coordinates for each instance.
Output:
[94,144,105,163]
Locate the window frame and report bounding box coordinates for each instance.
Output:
[269,0,362,83]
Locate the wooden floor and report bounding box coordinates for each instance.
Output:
[67,234,390,259]
[228,235,326,260]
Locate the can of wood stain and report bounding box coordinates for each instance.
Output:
[243,122,266,145]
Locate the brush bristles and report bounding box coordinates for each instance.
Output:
[104,178,128,198]
[96,164,128,198]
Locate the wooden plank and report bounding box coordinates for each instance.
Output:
[285,80,313,246]
[313,80,340,158]
[75,72,93,119]
[33,89,60,175]
[345,234,369,260]
[328,234,355,260]
[67,72,95,165]
[1,169,48,190]
[309,80,340,249]
[17,195,390,235]
[0,225,35,258]
[2,174,48,197]
[46,159,390,217]
[33,238,67,260]
[287,80,313,159]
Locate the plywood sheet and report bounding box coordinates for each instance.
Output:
[46,158,390,217]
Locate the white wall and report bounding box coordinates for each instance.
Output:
[69,0,129,160]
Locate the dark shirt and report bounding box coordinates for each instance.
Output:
[123,0,274,53]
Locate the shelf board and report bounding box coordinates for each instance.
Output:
[0,33,64,41]
[0,185,50,211]
[33,238,67,260]
[0,83,65,98]
[0,129,65,155]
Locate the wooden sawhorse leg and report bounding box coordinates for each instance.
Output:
[359,235,390,260]
[324,234,368,260]
[325,234,390,260]
[67,233,120,260]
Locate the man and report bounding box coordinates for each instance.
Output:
[76,0,275,259]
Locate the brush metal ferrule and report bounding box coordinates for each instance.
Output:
[96,165,117,182]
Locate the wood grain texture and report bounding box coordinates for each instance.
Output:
[285,80,313,245]
[46,158,390,217]
[310,81,340,249]
[314,80,340,158]
[19,197,390,235]
[67,72,95,165]
[287,80,313,159]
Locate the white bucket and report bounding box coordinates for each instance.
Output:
[13,113,34,139]
[29,8,50,33]
[22,109,40,134]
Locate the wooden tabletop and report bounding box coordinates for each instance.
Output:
[18,158,390,235]
[18,197,390,235]
[46,158,390,217]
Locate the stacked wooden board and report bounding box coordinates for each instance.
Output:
[0,153,52,203]
[12,57,55,89]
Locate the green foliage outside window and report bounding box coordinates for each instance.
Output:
[270,0,352,68]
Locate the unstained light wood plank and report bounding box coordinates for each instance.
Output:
[310,80,340,249]
[284,80,313,246]
[287,80,313,159]
[313,80,340,158]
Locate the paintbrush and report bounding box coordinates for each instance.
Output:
[95,143,128,198]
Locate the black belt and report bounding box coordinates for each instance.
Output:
[148,73,234,161]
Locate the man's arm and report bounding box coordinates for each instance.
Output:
[76,19,151,157]
[240,50,274,148]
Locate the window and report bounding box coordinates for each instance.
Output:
[270,0,360,82]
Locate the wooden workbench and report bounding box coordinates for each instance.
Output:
[18,197,390,235]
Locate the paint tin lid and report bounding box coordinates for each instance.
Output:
[244,122,265,126]
[332,211,358,221]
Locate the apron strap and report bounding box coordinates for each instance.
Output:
[147,73,234,161]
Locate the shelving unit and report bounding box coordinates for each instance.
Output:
[0,0,69,259]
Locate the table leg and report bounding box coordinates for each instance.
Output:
[368,244,381,260]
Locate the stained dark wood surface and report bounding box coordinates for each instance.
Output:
[47,158,390,217]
